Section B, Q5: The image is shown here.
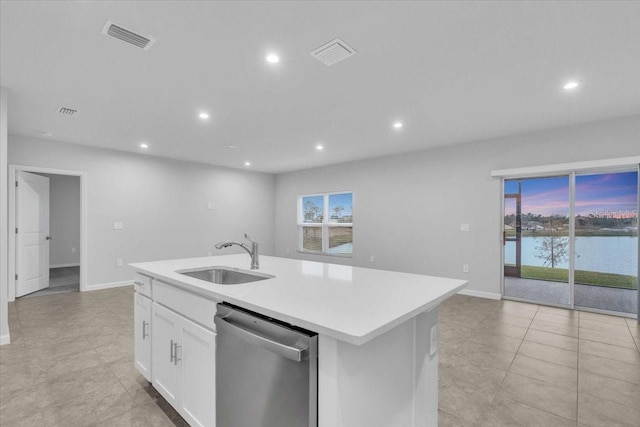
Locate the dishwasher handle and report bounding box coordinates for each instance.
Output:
[216,315,308,362]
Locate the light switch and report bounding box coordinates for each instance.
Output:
[463,264,469,273]
[114,221,123,230]
[460,223,470,232]
[116,258,123,267]
[207,202,214,210]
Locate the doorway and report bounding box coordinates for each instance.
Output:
[502,170,638,318]
[8,165,86,301]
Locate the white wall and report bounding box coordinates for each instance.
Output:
[0,88,9,344]
[38,174,81,267]
[274,115,640,298]
[9,136,276,289]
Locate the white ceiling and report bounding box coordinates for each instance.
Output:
[1,1,639,173]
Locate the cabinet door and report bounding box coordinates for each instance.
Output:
[152,303,181,407]
[179,318,216,427]
[134,292,152,381]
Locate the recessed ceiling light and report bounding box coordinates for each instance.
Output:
[316,144,324,151]
[199,112,210,120]
[226,145,237,149]
[393,121,403,129]
[563,81,579,90]
[41,131,54,137]
[140,143,149,149]
[244,161,251,166]
[266,53,280,64]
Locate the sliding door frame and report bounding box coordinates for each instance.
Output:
[494,157,640,320]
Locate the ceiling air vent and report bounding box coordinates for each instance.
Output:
[310,38,357,66]
[101,20,156,50]
[57,106,78,117]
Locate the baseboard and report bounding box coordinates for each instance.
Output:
[85,280,133,292]
[50,263,80,269]
[0,334,11,346]
[458,289,502,300]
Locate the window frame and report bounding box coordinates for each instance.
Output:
[297,191,353,257]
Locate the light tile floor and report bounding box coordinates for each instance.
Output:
[438,295,640,426]
[1,288,639,426]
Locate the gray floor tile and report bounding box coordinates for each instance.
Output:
[498,372,577,421]
[3,286,639,427]
[517,340,578,368]
[509,354,577,390]
[480,395,577,427]
[578,339,640,365]
[524,328,578,351]
[578,352,640,385]
[577,392,640,427]
[578,370,640,409]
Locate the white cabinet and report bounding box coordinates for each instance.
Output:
[152,302,216,427]
[152,303,181,407]
[134,292,152,381]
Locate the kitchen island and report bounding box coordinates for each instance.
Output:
[130,254,467,427]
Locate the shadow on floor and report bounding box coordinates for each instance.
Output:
[21,266,80,298]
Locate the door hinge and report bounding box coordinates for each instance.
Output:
[15,227,18,234]
[15,180,18,187]
[15,274,18,280]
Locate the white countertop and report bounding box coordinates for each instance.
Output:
[130,255,467,345]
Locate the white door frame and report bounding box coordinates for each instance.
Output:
[8,164,87,301]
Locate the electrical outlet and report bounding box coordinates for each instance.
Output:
[207,251,212,256]
[113,221,123,230]
[207,202,214,210]
[463,264,469,273]
[285,248,290,254]
[71,247,76,253]
[369,255,375,263]
[460,223,470,232]
[116,258,123,267]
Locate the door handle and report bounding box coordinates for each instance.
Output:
[45,236,52,241]
[173,342,181,365]
[503,231,506,245]
[170,339,175,363]
[142,321,149,339]
[215,315,308,362]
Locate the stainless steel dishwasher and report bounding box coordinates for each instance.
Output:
[214,303,318,427]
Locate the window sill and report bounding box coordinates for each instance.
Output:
[297,250,353,259]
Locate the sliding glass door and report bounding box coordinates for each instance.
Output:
[573,171,638,314]
[503,176,571,306]
[503,169,639,317]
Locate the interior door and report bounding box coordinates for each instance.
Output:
[16,171,50,297]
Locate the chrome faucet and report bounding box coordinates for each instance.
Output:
[215,233,260,270]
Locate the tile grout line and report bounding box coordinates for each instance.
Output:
[487,303,539,409]
[490,303,580,425]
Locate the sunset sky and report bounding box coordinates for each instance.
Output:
[505,172,638,218]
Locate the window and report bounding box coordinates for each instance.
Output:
[298,192,353,256]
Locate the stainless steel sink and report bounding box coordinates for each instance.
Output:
[178,267,274,285]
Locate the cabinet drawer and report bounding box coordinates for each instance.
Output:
[134,273,152,297]
[154,280,217,331]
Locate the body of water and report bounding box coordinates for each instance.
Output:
[505,236,638,276]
